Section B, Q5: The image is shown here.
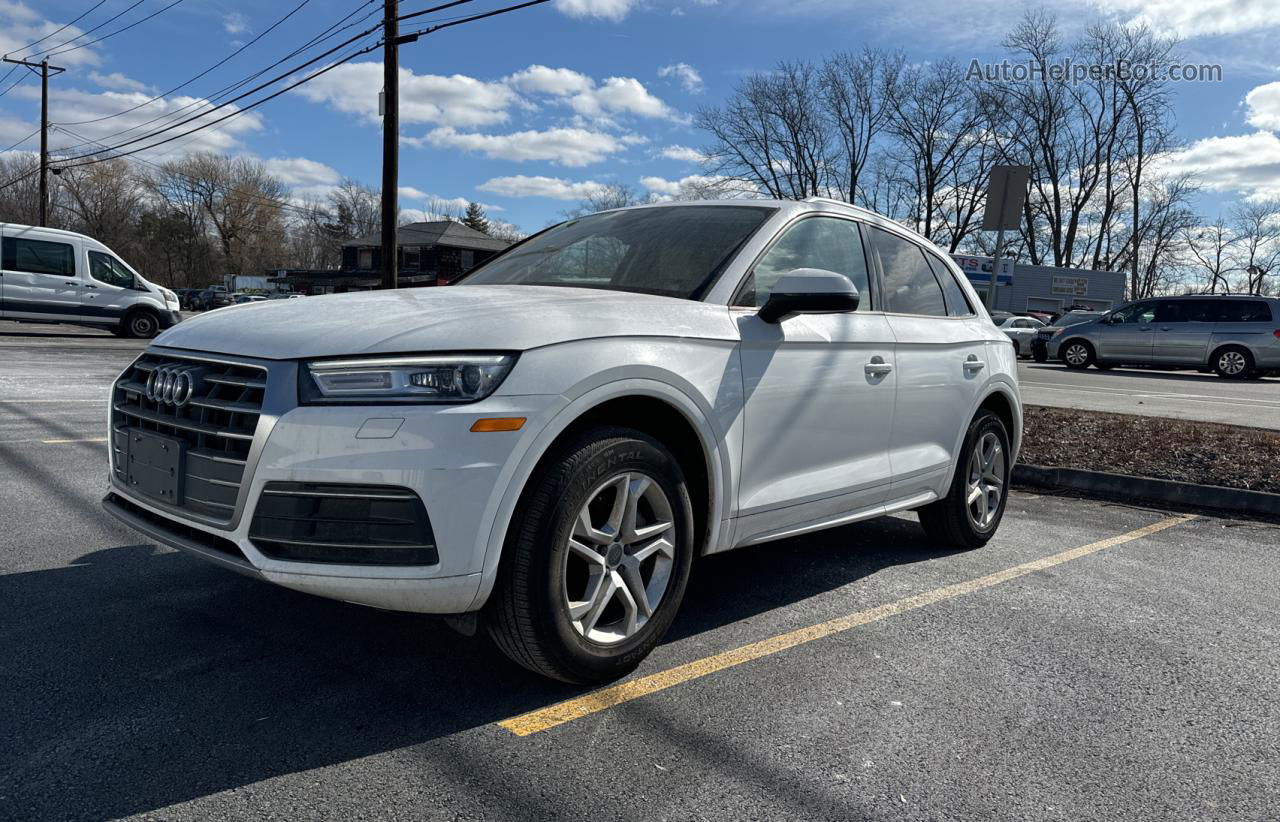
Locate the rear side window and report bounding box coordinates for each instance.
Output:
[2,237,75,276]
[867,227,946,316]
[924,252,975,316]
[1156,300,1215,322]
[1215,300,1273,323]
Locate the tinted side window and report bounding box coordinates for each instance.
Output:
[923,251,974,317]
[88,251,135,288]
[2,237,75,276]
[868,227,946,316]
[1215,300,1273,323]
[1156,300,1214,322]
[740,217,870,309]
[1111,301,1156,324]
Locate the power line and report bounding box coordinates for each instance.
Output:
[54,0,320,128]
[4,0,111,57]
[0,70,27,100]
[1,127,42,154]
[51,0,384,154]
[26,0,149,59]
[46,0,189,59]
[0,166,38,193]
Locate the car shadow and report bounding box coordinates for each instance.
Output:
[0,515,950,820]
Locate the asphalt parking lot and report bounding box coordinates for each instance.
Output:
[3,324,1280,821]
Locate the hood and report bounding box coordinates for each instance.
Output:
[153,285,739,360]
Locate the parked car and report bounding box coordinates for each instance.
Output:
[102,198,1023,683]
[995,315,1045,357]
[189,289,232,311]
[0,222,181,337]
[233,294,267,304]
[1031,310,1108,362]
[1048,295,1280,378]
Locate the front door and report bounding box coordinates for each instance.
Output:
[734,215,896,541]
[84,249,140,323]
[1094,300,1157,361]
[0,233,84,321]
[1152,299,1215,365]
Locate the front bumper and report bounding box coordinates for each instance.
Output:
[106,360,563,613]
[161,309,182,328]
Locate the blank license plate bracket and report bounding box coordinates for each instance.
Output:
[125,428,184,505]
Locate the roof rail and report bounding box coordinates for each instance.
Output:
[802,196,880,219]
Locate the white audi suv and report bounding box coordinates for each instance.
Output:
[104,198,1022,683]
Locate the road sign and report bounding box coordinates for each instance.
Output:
[981,165,1029,231]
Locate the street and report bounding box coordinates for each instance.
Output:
[2,328,1279,820]
[1017,361,1280,430]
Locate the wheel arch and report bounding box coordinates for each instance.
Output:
[467,380,728,611]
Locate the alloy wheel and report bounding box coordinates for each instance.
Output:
[1063,343,1088,366]
[562,471,676,645]
[965,432,1005,530]
[1219,350,1247,377]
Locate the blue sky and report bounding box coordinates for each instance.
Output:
[2,0,1279,233]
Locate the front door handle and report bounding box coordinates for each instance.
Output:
[864,356,893,377]
[964,355,985,372]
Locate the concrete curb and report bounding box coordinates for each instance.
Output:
[1012,464,1280,521]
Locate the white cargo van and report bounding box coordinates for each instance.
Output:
[0,223,181,337]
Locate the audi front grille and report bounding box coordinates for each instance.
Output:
[111,353,268,523]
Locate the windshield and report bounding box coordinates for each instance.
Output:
[458,205,776,299]
[1057,312,1101,327]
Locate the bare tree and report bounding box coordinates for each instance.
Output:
[565,182,650,218]
[1231,199,1280,294]
[820,48,903,204]
[58,158,145,258]
[697,61,833,199]
[1184,218,1238,294]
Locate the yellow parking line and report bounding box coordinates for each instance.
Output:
[41,437,108,444]
[499,513,1195,737]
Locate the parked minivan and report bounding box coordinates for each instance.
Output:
[0,223,181,337]
[1047,294,1280,378]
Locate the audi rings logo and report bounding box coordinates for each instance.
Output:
[145,364,205,407]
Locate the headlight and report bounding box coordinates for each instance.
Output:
[301,354,516,404]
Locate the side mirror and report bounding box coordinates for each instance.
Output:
[758,268,859,324]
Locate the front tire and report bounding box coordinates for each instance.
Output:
[487,426,695,684]
[124,309,160,339]
[917,410,1011,549]
[1061,340,1094,369]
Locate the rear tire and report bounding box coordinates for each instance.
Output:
[486,426,695,684]
[1061,340,1095,369]
[1213,346,1253,380]
[917,410,1011,549]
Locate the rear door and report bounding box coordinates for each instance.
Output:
[1152,299,1215,365]
[0,231,85,321]
[868,227,988,501]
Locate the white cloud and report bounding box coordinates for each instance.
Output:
[41,88,264,159]
[293,63,517,128]
[1246,81,1280,132]
[88,72,151,93]
[479,175,609,200]
[1159,131,1280,200]
[658,62,704,94]
[553,0,639,21]
[417,126,628,167]
[399,185,428,200]
[0,2,100,67]
[503,64,681,124]
[1094,0,1280,37]
[661,144,708,164]
[223,11,249,35]
[639,173,752,200]
[505,65,595,96]
[263,156,339,186]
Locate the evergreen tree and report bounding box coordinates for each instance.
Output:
[462,201,490,235]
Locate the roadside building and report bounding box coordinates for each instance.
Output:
[269,221,511,295]
[951,253,1125,313]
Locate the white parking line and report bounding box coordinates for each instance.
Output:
[1020,382,1280,409]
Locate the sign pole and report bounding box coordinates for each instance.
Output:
[979,165,1028,311]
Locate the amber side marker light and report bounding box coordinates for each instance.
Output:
[470,417,527,432]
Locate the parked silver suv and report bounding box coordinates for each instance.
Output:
[1048,295,1280,378]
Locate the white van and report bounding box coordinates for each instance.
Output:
[0,223,181,338]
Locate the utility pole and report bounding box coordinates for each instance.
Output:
[3,56,65,227]
[379,0,399,289]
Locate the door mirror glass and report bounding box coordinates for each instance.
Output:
[758,268,860,323]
